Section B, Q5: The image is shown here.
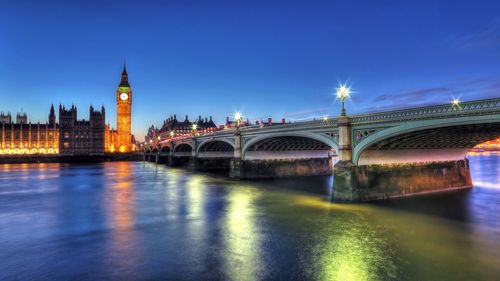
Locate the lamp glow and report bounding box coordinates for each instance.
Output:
[234,111,243,128]
[336,83,351,116]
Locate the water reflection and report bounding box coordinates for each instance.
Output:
[223,186,263,281]
[316,217,397,281]
[104,162,141,279]
[0,155,498,280]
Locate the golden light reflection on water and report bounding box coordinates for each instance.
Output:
[223,186,263,281]
[186,175,205,220]
[107,162,135,231]
[104,162,141,273]
[292,196,397,280]
[291,190,500,280]
[184,175,206,257]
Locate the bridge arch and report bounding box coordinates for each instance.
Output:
[242,132,338,161]
[160,146,171,153]
[174,143,193,152]
[196,139,235,157]
[352,115,500,166]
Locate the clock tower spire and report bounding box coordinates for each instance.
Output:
[120,62,130,87]
[115,62,132,152]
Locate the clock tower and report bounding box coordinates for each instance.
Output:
[116,64,132,152]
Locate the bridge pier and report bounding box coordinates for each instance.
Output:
[229,158,333,179]
[187,156,197,170]
[332,159,473,202]
[229,158,243,179]
[189,157,231,172]
[157,154,169,164]
[147,154,155,162]
[165,155,186,166]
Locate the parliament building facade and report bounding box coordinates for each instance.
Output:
[0,65,134,156]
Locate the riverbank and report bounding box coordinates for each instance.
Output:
[0,153,142,164]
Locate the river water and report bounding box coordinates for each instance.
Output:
[0,153,498,280]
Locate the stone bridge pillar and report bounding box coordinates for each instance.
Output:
[337,116,352,163]
[333,115,360,201]
[229,131,243,179]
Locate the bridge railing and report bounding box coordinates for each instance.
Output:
[189,118,339,138]
[350,98,500,124]
[240,118,338,130]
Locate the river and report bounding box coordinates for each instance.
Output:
[0,153,498,280]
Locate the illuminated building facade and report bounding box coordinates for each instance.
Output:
[59,105,106,155]
[0,105,59,154]
[145,115,217,143]
[1,65,135,156]
[105,65,134,153]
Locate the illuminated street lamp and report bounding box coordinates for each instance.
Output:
[170,131,174,137]
[192,123,198,131]
[234,111,243,128]
[336,84,351,116]
[451,97,460,110]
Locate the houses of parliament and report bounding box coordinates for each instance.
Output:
[0,65,135,156]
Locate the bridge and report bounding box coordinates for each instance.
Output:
[143,98,500,202]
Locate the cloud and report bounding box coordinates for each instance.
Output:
[366,77,500,113]
[448,18,500,50]
[286,107,329,117]
[350,95,363,102]
[371,87,450,104]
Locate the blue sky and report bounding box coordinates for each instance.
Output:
[1,0,499,139]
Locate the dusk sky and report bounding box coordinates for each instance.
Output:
[1,0,499,139]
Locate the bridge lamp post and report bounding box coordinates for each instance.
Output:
[451,98,460,110]
[234,111,243,129]
[336,84,351,116]
[192,123,198,136]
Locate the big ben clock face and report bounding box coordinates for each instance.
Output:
[119,93,129,101]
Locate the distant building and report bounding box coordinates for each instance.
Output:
[16,112,28,124]
[0,112,12,124]
[254,117,288,127]
[222,116,288,129]
[0,105,59,154]
[145,115,217,143]
[59,104,106,155]
[224,116,251,129]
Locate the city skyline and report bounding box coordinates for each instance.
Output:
[1,1,500,140]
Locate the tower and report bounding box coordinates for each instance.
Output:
[116,63,132,152]
[49,104,56,126]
